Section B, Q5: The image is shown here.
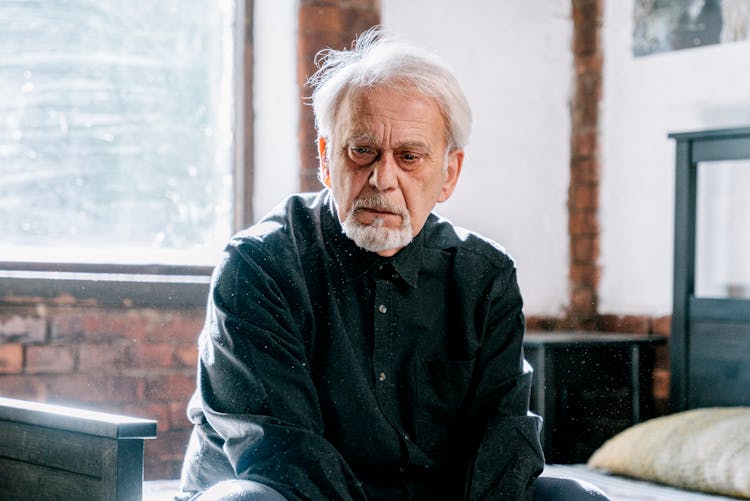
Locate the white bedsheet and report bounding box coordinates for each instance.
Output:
[542,464,740,501]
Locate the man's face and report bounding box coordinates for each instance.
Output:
[318,85,463,256]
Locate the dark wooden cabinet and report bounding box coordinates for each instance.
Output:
[523,331,666,464]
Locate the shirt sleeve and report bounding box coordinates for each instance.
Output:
[463,266,545,501]
[195,241,368,501]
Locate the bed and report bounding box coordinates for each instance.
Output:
[541,127,750,500]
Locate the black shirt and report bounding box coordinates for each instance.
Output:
[183,190,544,500]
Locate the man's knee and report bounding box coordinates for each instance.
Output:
[533,476,610,501]
[194,480,287,501]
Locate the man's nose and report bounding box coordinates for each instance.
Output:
[369,153,398,191]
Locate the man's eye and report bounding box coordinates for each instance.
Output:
[347,146,377,165]
[398,152,423,168]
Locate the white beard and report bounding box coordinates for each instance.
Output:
[341,195,413,253]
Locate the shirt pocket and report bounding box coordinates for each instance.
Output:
[414,356,476,452]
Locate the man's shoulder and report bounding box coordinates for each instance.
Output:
[425,213,516,270]
[234,191,325,242]
[224,191,327,265]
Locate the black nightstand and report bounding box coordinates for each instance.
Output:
[523,331,667,463]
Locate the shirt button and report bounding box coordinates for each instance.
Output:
[378,372,387,382]
[378,304,387,314]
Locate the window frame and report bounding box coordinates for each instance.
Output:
[0,0,254,309]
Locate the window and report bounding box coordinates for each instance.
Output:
[0,1,251,306]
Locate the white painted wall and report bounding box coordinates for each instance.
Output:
[253,0,573,316]
[599,1,750,315]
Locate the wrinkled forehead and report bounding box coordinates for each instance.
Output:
[331,84,449,145]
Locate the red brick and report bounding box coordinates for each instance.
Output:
[43,374,144,405]
[571,235,599,262]
[168,400,191,430]
[144,374,196,402]
[0,316,46,343]
[599,314,650,334]
[571,183,599,211]
[144,456,183,481]
[128,343,176,369]
[0,344,23,374]
[654,344,670,370]
[572,0,602,42]
[619,315,651,333]
[174,345,198,368]
[573,22,599,57]
[525,316,557,332]
[570,158,600,184]
[25,345,75,374]
[0,374,46,400]
[570,264,600,288]
[147,429,192,460]
[652,368,670,401]
[341,7,379,35]
[78,343,130,373]
[50,313,84,343]
[568,210,599,236]
[299,4,344,35]
[571,127,597,159]
[147,310,204,344]
[652,315,672,336]
[570,287,596,314]
[571,99,599,130]
[80,310,143,343]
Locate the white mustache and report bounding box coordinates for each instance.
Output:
[351,195,406,217]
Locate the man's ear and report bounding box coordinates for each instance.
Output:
[317,137,331,188]
[437,148,464,203]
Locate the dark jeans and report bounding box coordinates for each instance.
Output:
[192,476,610,501]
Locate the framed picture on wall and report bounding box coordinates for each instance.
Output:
[633,0,750,56]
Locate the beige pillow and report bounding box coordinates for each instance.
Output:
[588,407,750,499]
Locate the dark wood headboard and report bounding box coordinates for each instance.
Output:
[669,126,750,411]
[0,397,157,500]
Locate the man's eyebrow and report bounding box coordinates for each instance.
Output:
[345,133,378,144]
[397,141,431,152]
[343,136,432,154]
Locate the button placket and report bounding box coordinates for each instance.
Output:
[372,277,393,390]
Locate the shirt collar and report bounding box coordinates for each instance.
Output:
[321,190,423,288]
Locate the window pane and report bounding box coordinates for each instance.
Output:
[695,160,750,299]
[0,1,235,266]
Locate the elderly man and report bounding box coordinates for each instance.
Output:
[179,28,608,501]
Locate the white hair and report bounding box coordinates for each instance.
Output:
[308,26,472,152]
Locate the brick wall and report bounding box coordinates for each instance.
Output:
[568,0,603,328]
[0,306,204,480]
